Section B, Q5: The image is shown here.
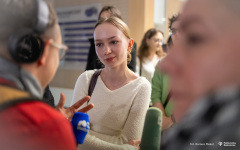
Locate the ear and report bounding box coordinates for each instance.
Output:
[37,39,52,66]
[128,38,134,51]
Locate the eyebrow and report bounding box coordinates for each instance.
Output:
[95,36,117,42]
[181,16,202,30]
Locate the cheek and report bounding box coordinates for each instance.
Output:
[95,48,100,57]
[185,64,204,98]
[95,48,104,58]
[198,46,240,89]
[171,64,195,94]
[172,35,177,41]
[45,52,59,84]
[151,41,157,47]
[168,52,204,102]
[52,51,59,74]
[118,42,128,57]
[186,44,227,98]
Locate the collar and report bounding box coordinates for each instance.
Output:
[0,57,43,99]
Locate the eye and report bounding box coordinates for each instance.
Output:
[186,34,204,46]
[110,40,118,45]
[170,28,178,35]
[154,39,161,43]
[95,43,103,47]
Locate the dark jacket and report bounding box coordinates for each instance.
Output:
[43,85,55,107]
[85,38,137,72]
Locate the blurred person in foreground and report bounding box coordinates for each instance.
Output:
[0,0,93,149]
[160,0,240,149]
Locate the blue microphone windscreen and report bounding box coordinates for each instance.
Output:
[71,112,90,144]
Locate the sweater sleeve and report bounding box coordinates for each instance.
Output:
[71,70,94,108]
[151,67,164,105]
[78,78,151,150]
[78,134,137,150]
[121,79,151,140]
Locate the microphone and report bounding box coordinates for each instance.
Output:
[140,107,162,150]
[71,112,90,144]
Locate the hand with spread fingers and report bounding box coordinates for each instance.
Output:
[56,93,94,121]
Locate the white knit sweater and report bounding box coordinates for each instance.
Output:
[71,70,151,150]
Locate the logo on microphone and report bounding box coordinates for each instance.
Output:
[77,120,90,132]
[218,142,222,146]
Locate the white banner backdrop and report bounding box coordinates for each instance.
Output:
[56,3,101,70]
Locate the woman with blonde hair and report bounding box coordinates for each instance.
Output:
[136,28,165,83]
[71,17,151,150]
[86,6,136,72]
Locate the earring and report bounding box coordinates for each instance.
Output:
[128,46,133,53]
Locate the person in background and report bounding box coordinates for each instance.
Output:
[160,0,240,149]
[86,6,136,72]
[71,17,151,150]
[0,0,93,149]
[151,14,180,131]
[168,14,180,44]
[136,28,165,84]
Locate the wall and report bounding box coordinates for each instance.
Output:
[52,0,129,24]
[129,0,154,50]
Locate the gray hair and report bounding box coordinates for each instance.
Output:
[0,0,58,59]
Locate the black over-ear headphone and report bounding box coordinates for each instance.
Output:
[8,0,49,63]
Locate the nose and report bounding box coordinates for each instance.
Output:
[104,45,111,55]
[161,42,186,78]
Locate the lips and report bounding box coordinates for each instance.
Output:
[105,56,116,62]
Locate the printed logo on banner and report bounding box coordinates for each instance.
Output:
[85,7,98,17]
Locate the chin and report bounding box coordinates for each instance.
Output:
[104,61,118,68]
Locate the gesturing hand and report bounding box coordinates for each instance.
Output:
[56,93,94,121]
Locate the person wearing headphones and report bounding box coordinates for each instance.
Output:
[0,0,93,149]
